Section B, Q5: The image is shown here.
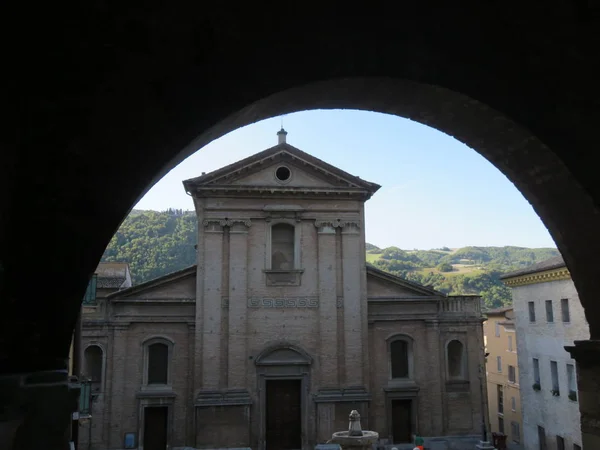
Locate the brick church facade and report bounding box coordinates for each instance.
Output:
[80,130,488,450]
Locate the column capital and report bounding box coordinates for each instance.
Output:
[203,218,252,231]
[565,340,600,369]
[314,219,360,233]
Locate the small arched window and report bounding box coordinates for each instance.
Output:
[83,345,103,391]
[147,342,169,385]
[271,223,295,270]
[447,340,465,379]
[388,336,413,380]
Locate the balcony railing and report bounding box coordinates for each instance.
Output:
[439,295,482,316]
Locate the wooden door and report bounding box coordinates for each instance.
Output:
[391,399,412,444]
[144,406,168,450]
[266,379,302,450]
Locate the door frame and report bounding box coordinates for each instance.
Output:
[384,386,419,444]
[137,394,175,450]
[255,343,313,450]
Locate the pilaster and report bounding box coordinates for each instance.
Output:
[228,220,250,388]
[316,221,338,387]
[340,221,364,387]
[201,220,224,389]
[565,339,600,449]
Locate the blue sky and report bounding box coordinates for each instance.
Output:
[134,110,555,250]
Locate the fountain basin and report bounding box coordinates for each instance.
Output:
[330,430,379,449]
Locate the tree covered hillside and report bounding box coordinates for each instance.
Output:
[102,210,559,308]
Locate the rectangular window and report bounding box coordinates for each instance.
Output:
[511,396,516,411]
[508,335,513,351]
[546,300,554,322]
[551,361,559,394]
[533,358,541,385]
[529,301,536,322]
[497,385,504,414]
[495,321,500,337]
[574,444,582,450]
[511,421,520,443]
[557,436,565,450]
[271,223,295,270]
[498,416,505,434]
[538,426,547,450]
[508,365,516,383]
[567,363,577,400]
[561,298,570,323]
[497,356,502,373]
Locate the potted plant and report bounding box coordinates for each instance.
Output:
[551,389,560,396]
[568,390,578,401]
[532,382,541,391]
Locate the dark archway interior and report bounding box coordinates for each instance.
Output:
[2,4,599,381]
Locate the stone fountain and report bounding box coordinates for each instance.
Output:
[328,410,379,450]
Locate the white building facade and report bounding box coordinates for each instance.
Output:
[502,256,588,450]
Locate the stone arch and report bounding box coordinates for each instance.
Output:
[254,342,313,366]
[83,344,104,392]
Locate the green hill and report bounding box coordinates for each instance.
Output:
[101,210,559,309]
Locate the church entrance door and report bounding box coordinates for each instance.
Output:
[391,399,413,444]
[265,379,302,450]
[143,406,168,450]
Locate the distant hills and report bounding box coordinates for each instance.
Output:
[101,209,559,309]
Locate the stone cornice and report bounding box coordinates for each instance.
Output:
[502,267,571,287]
[191,186,374,200]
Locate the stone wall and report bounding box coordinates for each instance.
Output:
[512,278,587,450]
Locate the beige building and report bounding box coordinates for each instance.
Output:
[79,131,488,450]
[502,257,587,450]
[484,307,523,449]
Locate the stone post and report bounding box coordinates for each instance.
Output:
[201,220,224,389]
[565,339,600,449]
[228,220,250,388]
[316,221,339,387]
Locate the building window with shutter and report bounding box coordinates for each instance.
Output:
[497,356,502,373]
[508,365,516,383]
[497,385,504,414]
[511,396,516,411]
[551,361,560,395]
[83,274,98,305]
[508,335,513,351]
[528,301,536,322]
[561,298,570,323]
[495,321,500,337]
[556,436,565,450]
[546,300,554,323]
[567,364,577,401]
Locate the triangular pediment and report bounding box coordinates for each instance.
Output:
[183,143,380,198]
[366,265,445,297]
[107,265,196,300]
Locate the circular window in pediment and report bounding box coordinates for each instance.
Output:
[275,165,292,183]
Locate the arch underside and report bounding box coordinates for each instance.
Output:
[2,4,600,373]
